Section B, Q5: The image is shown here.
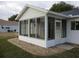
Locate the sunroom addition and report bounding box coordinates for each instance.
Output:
[19,14,67,48]
[16,4,79,48]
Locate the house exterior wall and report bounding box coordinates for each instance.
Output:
[67,18,79,44]
[46,18,66,48]
[0,25,18,32]
[19,35,46,48]
[46,38,66,47]
[19,7,46,20]
[47,18,79,47]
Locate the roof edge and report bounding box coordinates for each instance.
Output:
[15,4,48,20]
[16,4,70,20]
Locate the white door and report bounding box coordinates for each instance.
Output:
[55,20,62,39]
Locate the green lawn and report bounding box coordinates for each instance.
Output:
[0,35,79,58]
[47,48,79,58]
[0,36,39,58]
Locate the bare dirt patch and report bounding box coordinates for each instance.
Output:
[0,32,18,38]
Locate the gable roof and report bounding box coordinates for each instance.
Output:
[61,8,79,16]
[0,19,18,26]
[15,4,69,20]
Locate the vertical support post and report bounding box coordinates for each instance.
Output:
[45,15,48,48]
[35,18,37,38]
[18,21,20,36]
[28,19,30,37]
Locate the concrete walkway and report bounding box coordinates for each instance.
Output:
[8,38,76,56]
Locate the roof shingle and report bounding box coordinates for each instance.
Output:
[61,8,79,16]
[0,19,18,26]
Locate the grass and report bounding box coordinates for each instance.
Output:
[0,35,39,58]
[0,32,79,58]
[47,48,79,58]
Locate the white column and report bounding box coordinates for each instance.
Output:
[35,18,37,38]
[18,21,20,35]
[28,19,30,37]
[45,15,48,48]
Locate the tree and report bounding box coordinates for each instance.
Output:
[50,1,74,12]
[8,14,18,22]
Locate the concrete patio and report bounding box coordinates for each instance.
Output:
[8,38,78,56]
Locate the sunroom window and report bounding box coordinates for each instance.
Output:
[48,17,55,40]
[37,17,45,39]
[76,22,79,30]
[30,19,36,37]
[71,21,79,30]
[29,17,45,39]
[19,20,28,36]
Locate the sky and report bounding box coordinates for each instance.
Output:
[0,1,79,20]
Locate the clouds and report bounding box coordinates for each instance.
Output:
[0,1,49,19]
[0,1,25,20]
[0,1,79,20]
[25,1,55,9]
[0,1,56,20]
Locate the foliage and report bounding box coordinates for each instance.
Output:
[8,14,18,22]
[50,1,74,12]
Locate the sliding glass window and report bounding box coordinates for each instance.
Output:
[37,17,45,39]
[29,17,45,39]
[62,20,67,38]
[48,17,55,40]
[19,21,22,35]
[30,19,36,37]
[25,20,28,36]
[19,20,28,36]
[19,21,25,35]
[20,17,45,39]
